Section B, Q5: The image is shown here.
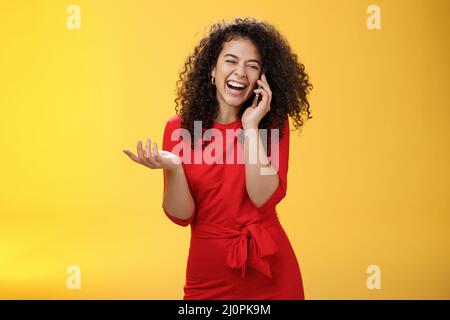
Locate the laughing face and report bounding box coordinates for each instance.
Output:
[211,37,263,110]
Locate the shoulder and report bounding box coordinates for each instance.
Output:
[165,114,182,130]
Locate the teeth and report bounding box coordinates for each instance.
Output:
[227,81,246,88]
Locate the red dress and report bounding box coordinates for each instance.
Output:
[162,114,305,300]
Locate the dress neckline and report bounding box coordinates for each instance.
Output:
[212,118,242,129]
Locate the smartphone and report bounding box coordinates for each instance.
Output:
[256,64,267,104]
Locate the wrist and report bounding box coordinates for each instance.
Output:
[243,123,259,131]
[165,164,183,174]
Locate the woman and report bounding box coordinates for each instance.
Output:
[123,17,313,299]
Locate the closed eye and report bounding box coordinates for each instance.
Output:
[226,60,259,70]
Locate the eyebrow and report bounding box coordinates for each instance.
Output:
[223,53,262,66]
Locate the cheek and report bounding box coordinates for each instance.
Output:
[217,64,231,76]
[216,71,228,85]
[249,74,259,86]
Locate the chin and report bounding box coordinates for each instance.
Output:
[224,99,244,108]
[224,93,250,107]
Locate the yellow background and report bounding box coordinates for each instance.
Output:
[1,0,449,299]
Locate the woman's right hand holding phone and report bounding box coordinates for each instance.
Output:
[123,139,181,172]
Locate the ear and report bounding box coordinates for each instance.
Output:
[211,67,215,78]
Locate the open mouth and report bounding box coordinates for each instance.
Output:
[226,80,247,96]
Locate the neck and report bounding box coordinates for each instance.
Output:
[215,104,241,124]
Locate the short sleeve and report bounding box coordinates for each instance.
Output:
[254,118,289,212]
[161,115,196,227]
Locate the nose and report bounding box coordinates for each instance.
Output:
[233,63,247,78]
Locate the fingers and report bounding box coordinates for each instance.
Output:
[124,138,164,169]
[251,92,259,108]
[144,138,160,168]
[137,140,145,160]
[255,83,272,102]
[256,74,272,95]
[253,88,271,110]
[152,141,159,160]
[145,138,152,160]
[256,74,272,107]
[125,139,157,168]
[123,137,183,169]
[122,148,141,163]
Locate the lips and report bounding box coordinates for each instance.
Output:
[226,80,248,88]
[225,80,248,97]
[226,83,246,96]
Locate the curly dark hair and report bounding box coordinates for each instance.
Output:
[174,17,313,152]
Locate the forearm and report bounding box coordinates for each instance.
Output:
[162,166,195,220]
[243,127,279,207]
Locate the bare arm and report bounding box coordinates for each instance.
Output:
[243,127,279,207]
[242,72,279,208]
[163,166,195,220]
